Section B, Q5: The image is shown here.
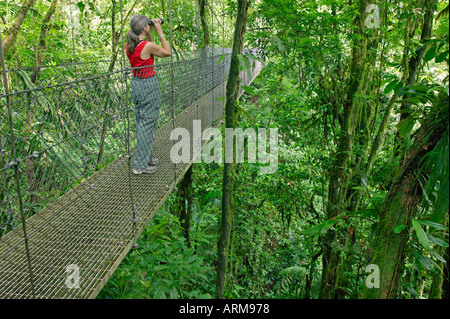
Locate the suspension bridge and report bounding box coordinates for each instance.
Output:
[0,44,262,298]
[0,0,265,299]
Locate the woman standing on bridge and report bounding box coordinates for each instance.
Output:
[126,15,172,174]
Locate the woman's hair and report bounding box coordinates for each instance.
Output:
[126,15,149,54]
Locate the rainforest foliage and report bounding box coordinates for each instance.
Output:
[1,0,449,299]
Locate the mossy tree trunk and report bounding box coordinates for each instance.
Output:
[398,0,437,123]
[319,0,378,299]
[31,0,58,82]
[1,0,37,57]
[216,0,250,299]
[108,0,118,73]
[363,92,449,299]
[198,0,211,49]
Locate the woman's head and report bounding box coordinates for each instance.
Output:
[126,15,149,54]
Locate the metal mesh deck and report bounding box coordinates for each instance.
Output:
[0,48,263,299]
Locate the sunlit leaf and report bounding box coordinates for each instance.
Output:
[412,220,431,251]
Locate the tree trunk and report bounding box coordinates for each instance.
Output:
[31,0,59,83]
[98,0,118,164]
[319,0,376,299]
[348,1,424,214]
[108,0,118,73]
[305,250,322,299]
[1,0,37,57]
[363,92,448,299]
[399,0,437,122]
[216,0,250,299]
[198,0,211,49]
[178,165,193,246]
[365,1,424,177]
[109,0,139,69]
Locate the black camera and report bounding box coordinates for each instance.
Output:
[148,18,164,26]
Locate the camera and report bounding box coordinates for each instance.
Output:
[148,18,164,26]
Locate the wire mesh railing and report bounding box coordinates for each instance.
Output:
[0,46,263,298]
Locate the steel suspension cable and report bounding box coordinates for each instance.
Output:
[211,0,214,123]
[194,0,201,122]
[0,34,37,299]
[222,0,226,105]
[119,0,139,249]
[168,0,178,191]
[68,0,91,178]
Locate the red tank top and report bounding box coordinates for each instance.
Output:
[126,41,156,78]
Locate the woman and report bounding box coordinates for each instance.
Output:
[126,15,171,174]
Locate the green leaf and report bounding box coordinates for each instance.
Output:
[17,71,52,114]
[280,266,307,277]
[405,84,432,92]
[394,98,423,105]
[300,218,337,235]
[412,220,431,251]
[153,265,170,271]
[423,46,438,63]
[361,171,368,188]
[218,54,227,65]
[402,282,421,297]
[384,79,398,94]
[88,2,101,16]
[397,118,416,137]
[0,1,19,15]
[242,85,256,95]
[170,287,179,299]
[429,248,446,263]
[417,220,448,231]
[76,2,85,13]
[427,234,449,248]
[393,225,407,233]
[435,50,449,63]
[413,249,433,270]
[432,177,449,222]
[393,81,405,93]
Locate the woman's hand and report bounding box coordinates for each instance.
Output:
[151,19,163,36]
[141,18,171,59]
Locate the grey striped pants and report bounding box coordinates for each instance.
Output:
[131,75,161,170]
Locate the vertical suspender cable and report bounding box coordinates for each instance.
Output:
[210,0,214,124]
[68,1,78,71]
[118,0,139,249]
[0,35,37,299]
[194,0,201,122]
[182,0,189,110]
[193,0,202,165]
[68,0,88,177]
[222,0,226,109]
[168,0,178,191]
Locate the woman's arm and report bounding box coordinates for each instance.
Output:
[141,19,171,59]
